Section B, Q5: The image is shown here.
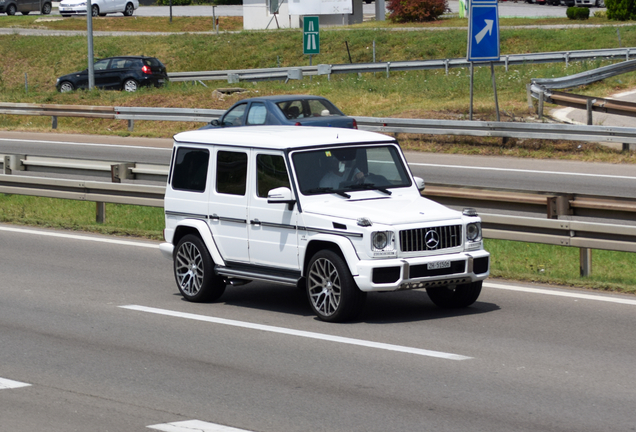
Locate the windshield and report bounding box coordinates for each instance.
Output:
[292,145,412,196]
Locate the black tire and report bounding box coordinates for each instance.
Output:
[21,10,29,15]
[596,0,605,6]
[41,2,52,14]
[174,234,226,302]
[426,281,482,309]
[61,14,70,17]
[7,4,17,15]
[306,250,366,322]
[91,4,99,16]
[123,2,134,16]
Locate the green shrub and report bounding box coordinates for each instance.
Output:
[605,0,636,20]
[387,0,449,23]
[566,6,590,19]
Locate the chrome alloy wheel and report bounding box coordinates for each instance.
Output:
[124,79,138,92]
[175,241,205,297]
[308,257,342,317]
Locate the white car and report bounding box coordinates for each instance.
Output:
[160,126,490,322]
[58,0,138,17]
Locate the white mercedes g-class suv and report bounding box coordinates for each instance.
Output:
[160,126,490,322]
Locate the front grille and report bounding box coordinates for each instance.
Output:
[399,225,462,252]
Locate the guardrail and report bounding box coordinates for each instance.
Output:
[167,47,636,83]
[2,102,636,148]
[1,166,635,276]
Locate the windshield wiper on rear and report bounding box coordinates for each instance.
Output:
[305,187,351,198]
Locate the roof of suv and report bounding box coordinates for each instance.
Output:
[173,126,396,150]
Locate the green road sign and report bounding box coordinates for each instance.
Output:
[303,16,319,55]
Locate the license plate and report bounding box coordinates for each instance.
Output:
[427,260,451,270]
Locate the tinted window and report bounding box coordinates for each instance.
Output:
[172,147,209,192]
[217,151,247,196]
[257,154,290,197]
[110,58,128,69]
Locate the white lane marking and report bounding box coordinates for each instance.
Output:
[409,162,636,181]
[0,225,158,249]
[148,420,253,432]
[121,305,472,361]
[484,282,636,306]
[0,377,31,390]
[0,137,171,151]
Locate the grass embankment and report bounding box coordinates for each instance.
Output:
[1,17,635,293]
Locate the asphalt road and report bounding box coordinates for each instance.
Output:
[0,224,635,432]
[1,131,635,199]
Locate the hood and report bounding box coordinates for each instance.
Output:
[60,0,87,5]
[302,194,462,226]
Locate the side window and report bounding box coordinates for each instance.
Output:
[110,59,127,69]
[93,59,110,71]
[217,151,247,196]
[171,147,210,193]
[246,103,267,125]
[222,103,247,127]
[257,154,290,197]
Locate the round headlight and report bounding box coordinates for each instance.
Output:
[466,222,482,241]
[372,232,388,250]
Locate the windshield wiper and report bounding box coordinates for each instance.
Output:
[348,183,392,195]
[305,187,351,198]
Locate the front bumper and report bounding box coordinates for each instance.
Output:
[354,250,490,292]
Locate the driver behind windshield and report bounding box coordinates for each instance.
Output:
[319,152,364,189]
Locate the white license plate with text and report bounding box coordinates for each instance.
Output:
[427,260,451,270]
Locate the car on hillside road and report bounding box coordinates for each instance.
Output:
[56,56,168,93]
[58,0,138,17]
[201,95,358,130]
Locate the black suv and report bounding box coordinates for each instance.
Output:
[56,56,168,93]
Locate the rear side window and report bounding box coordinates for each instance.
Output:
[257,154,290,197]
[171,147,210,192]
[217,151,247,196]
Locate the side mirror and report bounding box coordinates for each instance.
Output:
[267,187,296,210]
[414,176,425,191]
[210,119,220,126]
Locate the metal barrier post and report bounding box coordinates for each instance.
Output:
[52,116,58,129]
[96,202,105,223]
[586,99,594,125]
[128,119,134,132]
[538,91,544,120]
[580,247,592,277]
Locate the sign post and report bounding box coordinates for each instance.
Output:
[467,0,500,120]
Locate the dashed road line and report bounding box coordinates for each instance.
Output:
[121,305,472,361]
[148,420,254,432]
[0,377,31,390]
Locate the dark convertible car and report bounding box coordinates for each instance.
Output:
[56,56,168,93]
[202,95,357,129]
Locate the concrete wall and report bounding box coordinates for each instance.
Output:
[243,0,366,30]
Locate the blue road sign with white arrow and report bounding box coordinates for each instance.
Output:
[467,1,500,62]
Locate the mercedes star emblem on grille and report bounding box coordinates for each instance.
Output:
[425,230,440,249]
